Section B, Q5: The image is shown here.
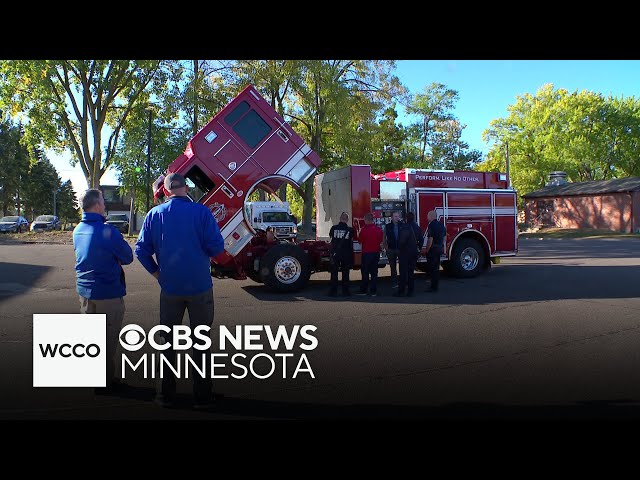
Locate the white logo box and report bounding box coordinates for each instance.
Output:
[33,314,106,387]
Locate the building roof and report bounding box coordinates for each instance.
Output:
[522,176,640,198]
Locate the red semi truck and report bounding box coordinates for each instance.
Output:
[153,84,518,292]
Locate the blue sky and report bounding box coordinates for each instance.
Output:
[51,60,640,192]
[393,60,640,154]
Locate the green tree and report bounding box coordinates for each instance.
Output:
[479,84,640,196]
[288,60,403,233]
[406,82,459,163]
[0,60,166,188]
[112,104,191,216]
[0,118,30,216]
[55,180,80,226]
[162,60,232,138]
[22,152,61,220]
[367,106,411,173]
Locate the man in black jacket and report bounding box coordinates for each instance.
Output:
[421,210,447,292]
[328,212,354,297]
[383,211,402,289]
[393,212,423,298]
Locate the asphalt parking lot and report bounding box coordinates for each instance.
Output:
[1,236,639,419]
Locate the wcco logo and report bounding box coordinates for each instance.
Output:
[33,314,106,387]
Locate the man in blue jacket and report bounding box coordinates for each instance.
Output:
[135,172,225,410]
[73,188,133,393]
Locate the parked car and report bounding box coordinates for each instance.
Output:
[296,221,317,234]
[30,215,61,232]
[105,214,129,233]
[0,216,30,233]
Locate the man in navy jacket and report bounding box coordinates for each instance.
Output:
[135,172,224,409]
[73,188,133,393]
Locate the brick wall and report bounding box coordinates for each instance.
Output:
[525,193,633,233]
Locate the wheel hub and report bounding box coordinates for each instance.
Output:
[274,256,302,284]
[460,247,479,271]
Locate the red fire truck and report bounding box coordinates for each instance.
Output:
[153,84,518,292]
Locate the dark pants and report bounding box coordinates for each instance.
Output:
[427,246,443,291]
[329,256,351,294]
[386,249,399,286]
[398,253,418,294]
[360,252,380,294]
[158,288,214,403]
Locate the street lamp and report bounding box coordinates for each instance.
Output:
[146,106,153,213]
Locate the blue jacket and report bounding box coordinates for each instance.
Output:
[135,196,225,296]
[73,212,134,300]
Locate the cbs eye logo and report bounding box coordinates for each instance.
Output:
[119,324,146,352]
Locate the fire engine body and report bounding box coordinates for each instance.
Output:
[153,85,518,292]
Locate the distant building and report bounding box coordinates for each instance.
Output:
[99,185,145,232]
[522,174,640,233]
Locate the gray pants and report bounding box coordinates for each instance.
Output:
[158,288,214,403]
[79,296,125,386]
[386,249,400,285]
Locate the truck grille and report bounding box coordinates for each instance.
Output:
[276,227,292,234]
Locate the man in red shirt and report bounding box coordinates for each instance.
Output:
[358,212,384,297]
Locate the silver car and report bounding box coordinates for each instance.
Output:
[30,215,61,232]
[0,216,30,233]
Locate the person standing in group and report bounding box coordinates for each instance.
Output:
[328,211,354,297]
[73,188,133,394]
[358,212,384,297]
[135,173,225,410]
[393,211,423,298]
[421,210,447,293]
[383,211,402,289]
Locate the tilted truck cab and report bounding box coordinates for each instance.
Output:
[153,84,517,292]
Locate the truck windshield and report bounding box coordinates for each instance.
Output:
[107,215,127,221]
[1,216,19,222]
[262,212,292,223]
[35,216,55,222]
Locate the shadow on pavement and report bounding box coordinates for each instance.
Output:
[80,384,640,419]
[241,263,640,305]
[0,262,52,303]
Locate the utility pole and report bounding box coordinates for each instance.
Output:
[505,141,511,189]
[146,107,152,213]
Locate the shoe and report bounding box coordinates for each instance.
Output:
[153,395,174,408]
[392,284,399,289]
[392,292,405,297]
[342,291,352,297]
[370,293,377,297]
[357,291,368,296]
[327,291,337,297]
[425,288,438,293]
[406,291,414,297]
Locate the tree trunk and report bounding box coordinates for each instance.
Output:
[193,59,199,136]
[278,183,287,202]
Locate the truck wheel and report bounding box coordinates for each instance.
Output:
[259,243,310,292]
[450,238,485,278]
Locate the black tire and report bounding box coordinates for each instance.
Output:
[259,243,310,293]
[449,237,485,278]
